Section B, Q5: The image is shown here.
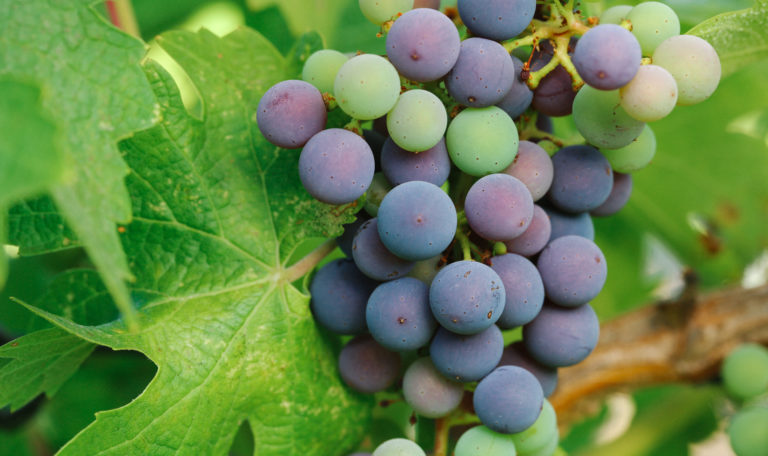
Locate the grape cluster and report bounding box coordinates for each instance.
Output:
[256,0,722,454]
[721,344,768,456]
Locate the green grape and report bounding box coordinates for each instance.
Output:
[626,1,680,56]
[619,65,678,122]
[387,89,447,152]
[510,400,558,454]
[524,437,559,456]
[729,406,768,456]
[600,5,632,25]
[722,343,768,400]
[572,86,645,150]
[364,173,393,216]
[446,106,518,176]
[335,54,401,120]
[600,125,656,173]
[302,49,349,94]
[372,438,426,456]
[653,35,721,106]
[359,0,414,25]
[454,426,518,456]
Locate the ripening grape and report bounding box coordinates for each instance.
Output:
[544,205,595,241]
[524,303,600,367]
[446,106,518,176]
[473,366,544,434]
[497,55,534,119]
[509,399,558,454]
[626,1,680,55]
[620,65,678,122]
[457,0,536,41]
[600,124,656,173]
[446,38,516,108]
[505,205,552,257]
[352,218,415,281]
[335,54,401,120]
[503,140,554,201]
[653,34,721,106]
[489,254,545,329]
[600,5,632,25]
[406,255,444,285]
[381,138,451,187]
[454,426,518,456]
[572,85,645,149]
[302,49,349,94]
[402,357,464,418]
[337,214,371,257]
[531,61,577,118]
[537,235,607,307]
[359,0,414,25]
[548,145,614,214]
[310,259,378,335]
[592,172,633,217]
[498,341,558,397]
[721,343,768,400]
[372,438,426,456]
[364,173,393,217]
[257,80,327,149]
[465,174,534,241]
[338,335,401,393]
[572,24,641,90]
[387,89,447,152]
[430,325,504,382]
[366,278,437,351]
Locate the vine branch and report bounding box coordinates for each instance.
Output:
[284,239,338,283]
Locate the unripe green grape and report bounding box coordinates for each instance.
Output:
[359,0,414,25]
[600,125,656,173]
[573,86,645,150]
[729,406,768,456]
[620,65,678,122]
[600,5,632,25]
[446,106,518,176]
[626,2,680,56]
[372,438,426,456]
[335,54,401,120]
[387,89,447,152]
[722,343,768,400]
[302,49,349,94]
[364,173,393,217]
[653,35,721,106]
[510,400,558,454]
[454,426,517,456]
[525,437,559,456]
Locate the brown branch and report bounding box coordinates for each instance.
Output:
[550,283,768,428]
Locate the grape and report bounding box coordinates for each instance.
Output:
[721,343,768,400]
[402,357,464,418]
[353,218,415,281]
[536,114,554,134]
[496,55,534,119]
[446,106,518,176]
[350,453,373,456]
[381,138,451,187]
[543,205,595,241]
[446,38,516,108]
[525,437,558,456]
[490,254,544,329]
[619,65,678,122]
[359,0,414,25]
[257,80,327,149]
[591,172,632,217]
[626,1,680,56]
[572,24,641,90]
[498,341,558,398]
[430,325,504,382]
[505,205,551,257]
[429,261,506,335]
[531,63,576,118]
[386,8,461,82]
[302,49,349,94]
[503,140,554,201]
[364,173,394,217]
[537,235,607,307]
[547,145,613,213]
[457,0,536,41]
[454,425,518,456]
[339,335,401,393]
[523,303,600,367]
[298,128,375,205]
[387,89,447,152]
[600,5,632,25]
[377,181,457,261]
[653,35,721,106]
[310,259,378,334]
[335,54,401,120]
[465,174,534,241]
[414,0,439,8]
[729,406,768,456]
[600,124,656,173]
[407,255,444,285]
[473,366,544,434]
[572,85,645,149]
[510,400,557,454]
[366,277,438,351]
[363,128,386,171]
[338,214,371,257]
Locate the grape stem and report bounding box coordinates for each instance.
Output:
[283,239,337,283]
[342,118,363,136]
[105,0,140,38]
[455,230,472,261]
[433,418,449,456]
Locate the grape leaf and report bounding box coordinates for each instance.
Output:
[18,28,370,455]
[0,0,158,326]
[689,0,768,76]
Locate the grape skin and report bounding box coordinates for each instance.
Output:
[406,255,444,285]
[505,205,551,257]
[363,173,393,217]
[386,89,447,152]
[337,214,371,257]
[572,24,641,90]
[489,254,545,329]
[531,63,577,118]
[473,366,544,434]
[537,235,607,307]
[600,124,656,173]
[298,128,375,205]
[454,425,518,456]
[457,0,536,41]
[543,205,595,241]
[373,439,425,456]
[257,80,327,149]
[446,106,518,176]
[591,172,632,217]
[498,341,558,398]
[496,55,534,119]
[359,0,414,25]
[503,140,554,201]
[572,86,645,149]
[366,278,437,351]
[402,357,464,418]
[465,174,534,241]
[446,38,516,108]
[523,302,600,367]
[310,259,378,335]
[729,406,768,456]
[301,49,348,94]
[509,399,558,453]
[722,343,768,400]
[619,64,678,122]
[353,218,415,281]
[386,8,461,82]
[430,325,504,382]
[548,145,614,214]
[335,54,402,120]
[381,138,451,187]
[626,1,680,56]
[653,35,721,106]
[338,335,401,394]
[600,5,632,25]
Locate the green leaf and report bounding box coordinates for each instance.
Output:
[18,28,370,455]
[689,0,768,76]
[0,0,159,327]
[8,197,79,255]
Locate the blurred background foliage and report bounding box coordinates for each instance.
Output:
[1,0,766,455]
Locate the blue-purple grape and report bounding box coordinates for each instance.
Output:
[337,214,371,257]
[547,145,613,213]
[473,366,544,434]
[366,278,438,351]
[503,140,554,201]
[537,235,607,307]
[353,218,415,281]
[430,325,504,382]
[381,138,451,187]
[498,341,558,397]
[339,335,401,393]
[496,55,534,119]
[523,302,600,367]
[505,205,551,257]
[489,254,544,329]
[446,38,516,108]
[591,172,632,217]
[458,0,536,41]
[402,357,465,418]
[531,62,576,117]
[465,174,534,241]
[257,80,327,149]
[310,259,378,335]
[543,205,594,241]
[572,24,641,90]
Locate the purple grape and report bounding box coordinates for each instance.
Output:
[548,145,613,213]
[446,38,516,108]
[377,181,458,261]
[458,0,536,41]
[503,140,554,201]
[505,205,551,257]
[572,24,642,90]
[386,8,461,82]
[352,218,414,281]
[339,335,401,394]
[465,174,534,242]
[363,129,386,172]
[489,254,544,329]
[381,138,451,187]
[337,214,372,257]
[429,260,505,335]
[257,80,327,148]
[536,114,553,134]
[430,325,504,382]
[366,278,438,351]
[473,366,544,434]
[523,302,600,367]
[591,172,633,217]
[537,235,607,307]
[498,341,558,397]
[310,259,378,334]
[298,128,375,205]
[543,205,594,241]
[496,55,534,119]
[531,61,576,117]
[402,357,465,418]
